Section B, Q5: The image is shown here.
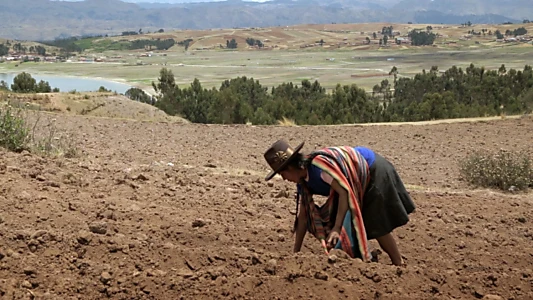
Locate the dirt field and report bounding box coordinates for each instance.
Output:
[1,112,533,300]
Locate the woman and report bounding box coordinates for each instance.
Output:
[263,139,415,266]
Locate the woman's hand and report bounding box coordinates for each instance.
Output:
[326,228,341,248]
[329,178,349,243]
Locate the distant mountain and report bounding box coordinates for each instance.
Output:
[392,0,531,21]
[0,0,528,41]
[412,11,518,25]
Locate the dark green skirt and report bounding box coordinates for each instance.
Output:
[362,152,416,240]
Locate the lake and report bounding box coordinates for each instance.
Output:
[0,72,135,95]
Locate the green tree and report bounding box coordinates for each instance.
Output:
[389,66,398,83]
[152,68,182,116]
[36,80,51,93]
[226,39,238,49]
[0,81,9,91]
[252,107,273,125]
[11,72,36,93]
[0,44,8,56]
[125,87,153,104]
[408,30,437,46]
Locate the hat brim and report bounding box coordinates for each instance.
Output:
[264,141,305,181]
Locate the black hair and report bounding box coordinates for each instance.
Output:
[287,152,310,234]
[284,152,307,171]
[290,150,324,234]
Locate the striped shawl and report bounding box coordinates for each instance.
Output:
[295,146,372,261]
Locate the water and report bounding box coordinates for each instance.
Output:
[0,72,135,94]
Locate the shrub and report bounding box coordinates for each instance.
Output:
[459,149,533,191]
[0,102,79,157]
[0,103,29,152]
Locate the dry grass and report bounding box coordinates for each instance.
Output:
[0,101,78,157]
[277,116,297,126]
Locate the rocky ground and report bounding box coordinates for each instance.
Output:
[1,113,532,300]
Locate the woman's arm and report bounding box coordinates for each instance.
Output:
[293,204,307,253]
[330,178,349,232]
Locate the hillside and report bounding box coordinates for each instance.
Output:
[0,38,60,55]
[0,91,189,123]
[0,0,529,41]
[68,21,533,53]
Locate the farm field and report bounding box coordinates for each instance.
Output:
[0,105,532,299]
[1,20,533,299]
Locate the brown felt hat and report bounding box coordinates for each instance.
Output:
[264,139,305,181]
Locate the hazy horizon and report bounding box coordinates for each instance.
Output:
[51,0,272,2]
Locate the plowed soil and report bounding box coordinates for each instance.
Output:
[1,112,533,300]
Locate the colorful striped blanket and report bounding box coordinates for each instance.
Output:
[296,146,372,261]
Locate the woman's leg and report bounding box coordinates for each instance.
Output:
[376,232,404,266]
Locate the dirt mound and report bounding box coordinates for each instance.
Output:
[0,113,532,299]
[64,94,189,123]
[2,91,189,123]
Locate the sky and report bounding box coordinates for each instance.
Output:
[121,0,271,2]
[51,0,272,2]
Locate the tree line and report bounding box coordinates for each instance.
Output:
[245,38,264,48]
[0,43,46,56]
[130,38,176,51]
[0,72,59,93]
[408,30,437,46]
[0,44,8,56]
[2,65,531,125]
[39,37,83,54]
[123,63,532,125]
